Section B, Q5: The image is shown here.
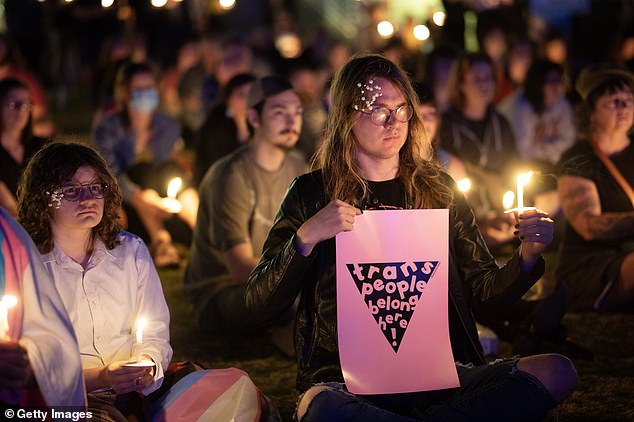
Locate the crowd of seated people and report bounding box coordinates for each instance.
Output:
[1,4,633,420]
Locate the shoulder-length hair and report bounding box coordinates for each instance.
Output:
[447,52,495,111]
[524,59,564,114]
[314,53,453,209]
[0,78,34,144]
[17,142,123,254]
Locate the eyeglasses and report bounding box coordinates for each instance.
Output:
[4,100,32,112]
[600,97,634,111]
[59,183,108,201]
[360,104,413,126]
[419,110,438,123]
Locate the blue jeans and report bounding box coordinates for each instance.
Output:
[300,359,558,422]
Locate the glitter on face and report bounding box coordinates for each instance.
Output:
[353,79,383,112]
[46,190,64,209]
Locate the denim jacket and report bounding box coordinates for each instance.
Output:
[93,111,181,201]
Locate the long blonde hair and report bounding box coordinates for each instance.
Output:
[314,53,453,209]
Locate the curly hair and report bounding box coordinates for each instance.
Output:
[314,53,453,209]
[17,142,122,254]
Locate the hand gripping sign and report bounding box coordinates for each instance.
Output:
[336,209,459,394]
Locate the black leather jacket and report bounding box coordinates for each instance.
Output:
[245,170,544,392]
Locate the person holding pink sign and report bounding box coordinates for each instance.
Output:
[246,53,578,421]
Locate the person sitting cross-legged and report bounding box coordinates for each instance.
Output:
[246,54,578,421]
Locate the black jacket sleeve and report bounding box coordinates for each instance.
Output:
[245,174,319,323]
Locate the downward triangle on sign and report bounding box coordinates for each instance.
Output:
[346,261,439,353]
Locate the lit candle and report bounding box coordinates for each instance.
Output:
[167,177,182,199]
[135,318,146,362]
[161,177,183,213]
[0,295,18,340]
[457,177,471,193]
[516,171,533,213]
[503,191,515,210]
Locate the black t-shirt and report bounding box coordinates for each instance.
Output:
[557,138,634,252]
[364,178,405,210]
[0,137,46,195]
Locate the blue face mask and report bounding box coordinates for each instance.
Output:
[129,88,159,114]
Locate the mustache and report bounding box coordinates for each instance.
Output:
[279,128,299,136]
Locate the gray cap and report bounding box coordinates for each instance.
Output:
[247,75,294,109]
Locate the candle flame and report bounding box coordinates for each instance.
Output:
[1,295,17,309]
[457,178,471,193]
[503,191,515,210]
[136,318,146,344]
[167,177,183,199]
[0,295,17,339]
[517,171,533,188]
[516,171,534,211]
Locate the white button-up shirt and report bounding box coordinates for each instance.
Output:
[41,231,172,395]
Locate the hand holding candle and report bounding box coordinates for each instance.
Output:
[0,295,18,340]
[515,208,555,271]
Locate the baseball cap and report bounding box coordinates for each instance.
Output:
[247,75,294,109]
[575,65,634,101]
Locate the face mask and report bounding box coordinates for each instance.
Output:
[129,88,159,114]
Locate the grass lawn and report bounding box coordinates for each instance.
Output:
[158,258,634,421]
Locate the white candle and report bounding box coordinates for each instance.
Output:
[135,318,146,361]
[516,172,533,213]
[0,295,18,339]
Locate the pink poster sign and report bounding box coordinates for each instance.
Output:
[336,209,459,395]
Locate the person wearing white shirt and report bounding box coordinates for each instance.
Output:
[0,207,86,409]
[17,142,172,420]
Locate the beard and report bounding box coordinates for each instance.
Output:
[273,129,300,151]
[275,143,296,152]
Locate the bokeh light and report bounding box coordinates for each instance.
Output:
[377,21,395,38]
[413,24,430,41]
[432,11,446,27]
[219,0,236,10]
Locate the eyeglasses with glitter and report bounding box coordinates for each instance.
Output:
[360,104,414,126]
[59,182,108,201]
